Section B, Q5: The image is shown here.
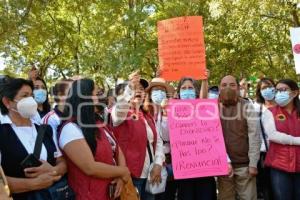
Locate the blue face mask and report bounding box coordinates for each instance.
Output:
[261,87,275,101]
[180,89,196,99]
[208,92,219,99]
[151,90,167,105]
[33,89,47,104]
[275,91,292,107]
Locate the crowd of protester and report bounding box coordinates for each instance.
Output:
[0,66,299,200]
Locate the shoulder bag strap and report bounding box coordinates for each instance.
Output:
[259,105,269,151]
[33,124,47,158]
[146,141,153,164]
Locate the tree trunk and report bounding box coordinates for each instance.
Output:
[291,9,300,27]
[39,65,47,79]
[58,68,66,79]
[22,0,33,20]
[74,49,80,75]
[128,0,134,9]
[74,15,82,75]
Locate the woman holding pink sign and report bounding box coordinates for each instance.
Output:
[174,74,217,200]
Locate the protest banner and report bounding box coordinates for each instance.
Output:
[290,27,300,74]
[167,99,228,179]
[158,16,207,80]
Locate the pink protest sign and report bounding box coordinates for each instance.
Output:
[167,99,228,179]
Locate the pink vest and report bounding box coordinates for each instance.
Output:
[112,110,158,178]
[265,106,300,172]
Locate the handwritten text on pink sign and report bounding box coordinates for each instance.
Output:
[168,99,228,179]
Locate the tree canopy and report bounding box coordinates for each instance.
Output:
[1,0,300,87]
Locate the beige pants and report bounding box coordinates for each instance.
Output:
[218,167,257,200]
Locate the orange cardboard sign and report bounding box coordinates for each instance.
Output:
[158,16,207,81]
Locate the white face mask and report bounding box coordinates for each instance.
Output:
[15,97,38,118]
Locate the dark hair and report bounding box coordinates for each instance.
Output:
[176,77,200,99]
[276,79,300,117]
[209,86,219,93]
[107,89,115,97]
[0,78,34,115]
[0,75,11,85]
[115,83,127,96]
[52,79,73,103]
[256,78,275,104]
[0,75,12,96]
[35,77,51,113]
[62,78,98,153]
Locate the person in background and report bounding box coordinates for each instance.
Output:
[144,77,175,200]
[217,75,260,200]
[28,66,39,82]
[239,78,249,98]
[58,78,130,200]
[42,79,73,147]
[0,75,11,88]
[115,83,127,100]
[262,79,300,200]
[0,75,12,122]
[208,86,219,99]
[103,83,128,125]
[111,71,164,200]
[254,78,276,200]
[0,78,66,200]
[107,89,116,110]
[175,73,217,200]
[33,77,51,119]
[95,96,108,122]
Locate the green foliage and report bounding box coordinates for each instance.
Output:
[0,0,300,87]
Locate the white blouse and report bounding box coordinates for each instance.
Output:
[2,115,61,161]
[262,109,300,145]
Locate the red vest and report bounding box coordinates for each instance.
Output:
[112,110,158,178]
[265,106,300,172]
[62,123,116,200]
